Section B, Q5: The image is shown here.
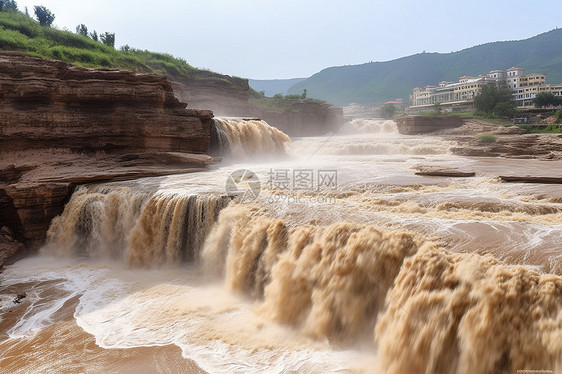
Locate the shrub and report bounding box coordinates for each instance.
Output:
[0,26,30,49]
[543,124,562,133]
[0,15,39,37]
[477,134,497,143]
[494,101,516,118]
[285,94,302,100]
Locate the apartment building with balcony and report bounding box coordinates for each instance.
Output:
[409,67,560,110]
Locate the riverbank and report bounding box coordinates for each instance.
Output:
[414,117,562,160]
[445,119,562,159]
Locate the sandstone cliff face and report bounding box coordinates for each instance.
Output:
[0,51,344,264]
[257,101,344,137]
[0,183,73,249]
[0,225,25,267]
[0,153,212,251]
[0,52,215,260]
[0,51,212,154]
[172,75,344,137]
[172,72,253,117]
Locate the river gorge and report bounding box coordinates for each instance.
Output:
[1,116,561,373]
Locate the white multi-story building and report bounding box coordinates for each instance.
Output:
[409,67,559,110]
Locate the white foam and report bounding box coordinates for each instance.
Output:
[3,257,370,372]
[1,256,114,338]
[74,275,360,373]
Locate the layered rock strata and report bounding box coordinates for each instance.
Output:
[258,101,344,137]
[0,152,213,254]
[172,78,345,137]
[0,52,214,261]
[0,51,211,154]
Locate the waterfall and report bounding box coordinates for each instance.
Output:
[45,186,230,266]
[41,169,562,373]
[200,204,562,372]
[210,117,290,157]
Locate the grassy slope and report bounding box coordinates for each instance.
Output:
[288,29,562,106]
[0,10,329,114]
[0,10,246,86]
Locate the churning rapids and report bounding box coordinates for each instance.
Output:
[1,118,562,373]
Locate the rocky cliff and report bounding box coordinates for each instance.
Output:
[0,51,344,265]
[257,101,344,137]
[172,74,344,137]
[172,72,253,117]
[0,52,215,261]
[0,51,211,154]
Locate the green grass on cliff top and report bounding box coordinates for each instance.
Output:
[0,10,245,86]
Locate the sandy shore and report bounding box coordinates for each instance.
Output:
[0,280,207,374]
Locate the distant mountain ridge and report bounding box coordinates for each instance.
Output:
[249,78,306,97]
[287,29,562,106]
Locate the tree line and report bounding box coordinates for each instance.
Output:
[0,1,115,48]
[75,24,115,48]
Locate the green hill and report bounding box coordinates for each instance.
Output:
[287,29,562,106]
[0,9,247,88]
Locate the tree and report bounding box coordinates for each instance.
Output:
[301,89,307,99]
[1,0,18,11]
[76,24,88,37]
[433,102,442,114]
[494,102,516,118]
[120,44,130,52]
[380,103,397,119]
[90,30,99,42]
[473,80,516,117]
[100,32,115,48]
[34,5,55,27]
[534,92,561,108]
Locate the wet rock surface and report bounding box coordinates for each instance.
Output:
[0,226,24,269]
[0,151,211,249]
[0,52,218,254]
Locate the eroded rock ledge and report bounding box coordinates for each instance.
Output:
[0,52,216,262]
[0,51,212,154]
[0,151,214,258]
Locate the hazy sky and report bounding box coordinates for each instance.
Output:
[15,0,562,79]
